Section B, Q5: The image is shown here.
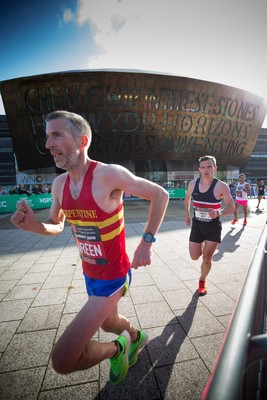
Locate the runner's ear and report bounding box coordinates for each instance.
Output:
[81,134,89,148]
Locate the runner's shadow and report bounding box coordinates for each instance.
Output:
[95,292,199,399]
[254,208,264,214]
[146,291,200,398]
[213,226,245,262]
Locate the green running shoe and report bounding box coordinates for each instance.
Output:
[109,330,131,385]
[129,330,148,368]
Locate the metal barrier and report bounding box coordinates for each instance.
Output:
[202,223,267,400]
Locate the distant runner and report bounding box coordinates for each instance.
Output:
[231,173,251,226]
[256,180,267,210]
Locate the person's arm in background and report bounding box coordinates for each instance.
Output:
[184,180,195,225]
[245,182,251,195]
[220,181,235,215]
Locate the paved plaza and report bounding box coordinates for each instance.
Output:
[0,198,266,399]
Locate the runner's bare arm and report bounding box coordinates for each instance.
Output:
[220,182,235,216]
[245,183,251,194]
[99,164,169,269]
[96,164,169,235]
[10,177,65,235]
[184,180,194,225]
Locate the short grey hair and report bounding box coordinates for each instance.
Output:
[45,110,92,145]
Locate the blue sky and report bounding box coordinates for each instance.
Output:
[1,0,267,127]
[0,0,94,79]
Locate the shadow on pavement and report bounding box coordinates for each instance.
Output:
[214,226,245,262]
[95,292,199,399]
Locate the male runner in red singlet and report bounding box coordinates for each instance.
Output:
[11,111,169,385]
[185,155,235,295]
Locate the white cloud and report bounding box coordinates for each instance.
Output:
[76,0,267,103]
[63,8,74,24]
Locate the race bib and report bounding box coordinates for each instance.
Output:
[194,207,212,222]
[236,190,242,197]
[71,224,108,265]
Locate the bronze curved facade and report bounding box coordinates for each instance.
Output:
[1,70,267,177]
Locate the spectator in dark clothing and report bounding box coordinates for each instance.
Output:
[18,185,26,194]
[9,186,19,195]
[32,184,41,194]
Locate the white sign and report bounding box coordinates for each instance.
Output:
[16,173,57,185]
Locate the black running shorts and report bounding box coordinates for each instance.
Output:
[189,217,222,243]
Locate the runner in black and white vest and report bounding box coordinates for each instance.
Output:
[185,155,235,295]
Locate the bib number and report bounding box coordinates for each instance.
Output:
[194,207,212,222]
[71,224,108,265]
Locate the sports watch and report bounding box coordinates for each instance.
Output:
[142,232,156,243]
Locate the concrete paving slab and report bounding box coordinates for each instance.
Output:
[0,198,266,399]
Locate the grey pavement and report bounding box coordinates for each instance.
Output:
[0,198,266,400]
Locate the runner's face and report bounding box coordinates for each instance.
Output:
[45,119,82,170]
[198,160,216,178]
[239,175,245,182]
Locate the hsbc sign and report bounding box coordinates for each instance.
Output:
[0,194,53,214]
[166,188,187,199]
[0,201,7,208]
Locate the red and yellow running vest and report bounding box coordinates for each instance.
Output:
[62,161,130,280]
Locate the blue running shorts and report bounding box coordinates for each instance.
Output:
[84,269,132,297]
